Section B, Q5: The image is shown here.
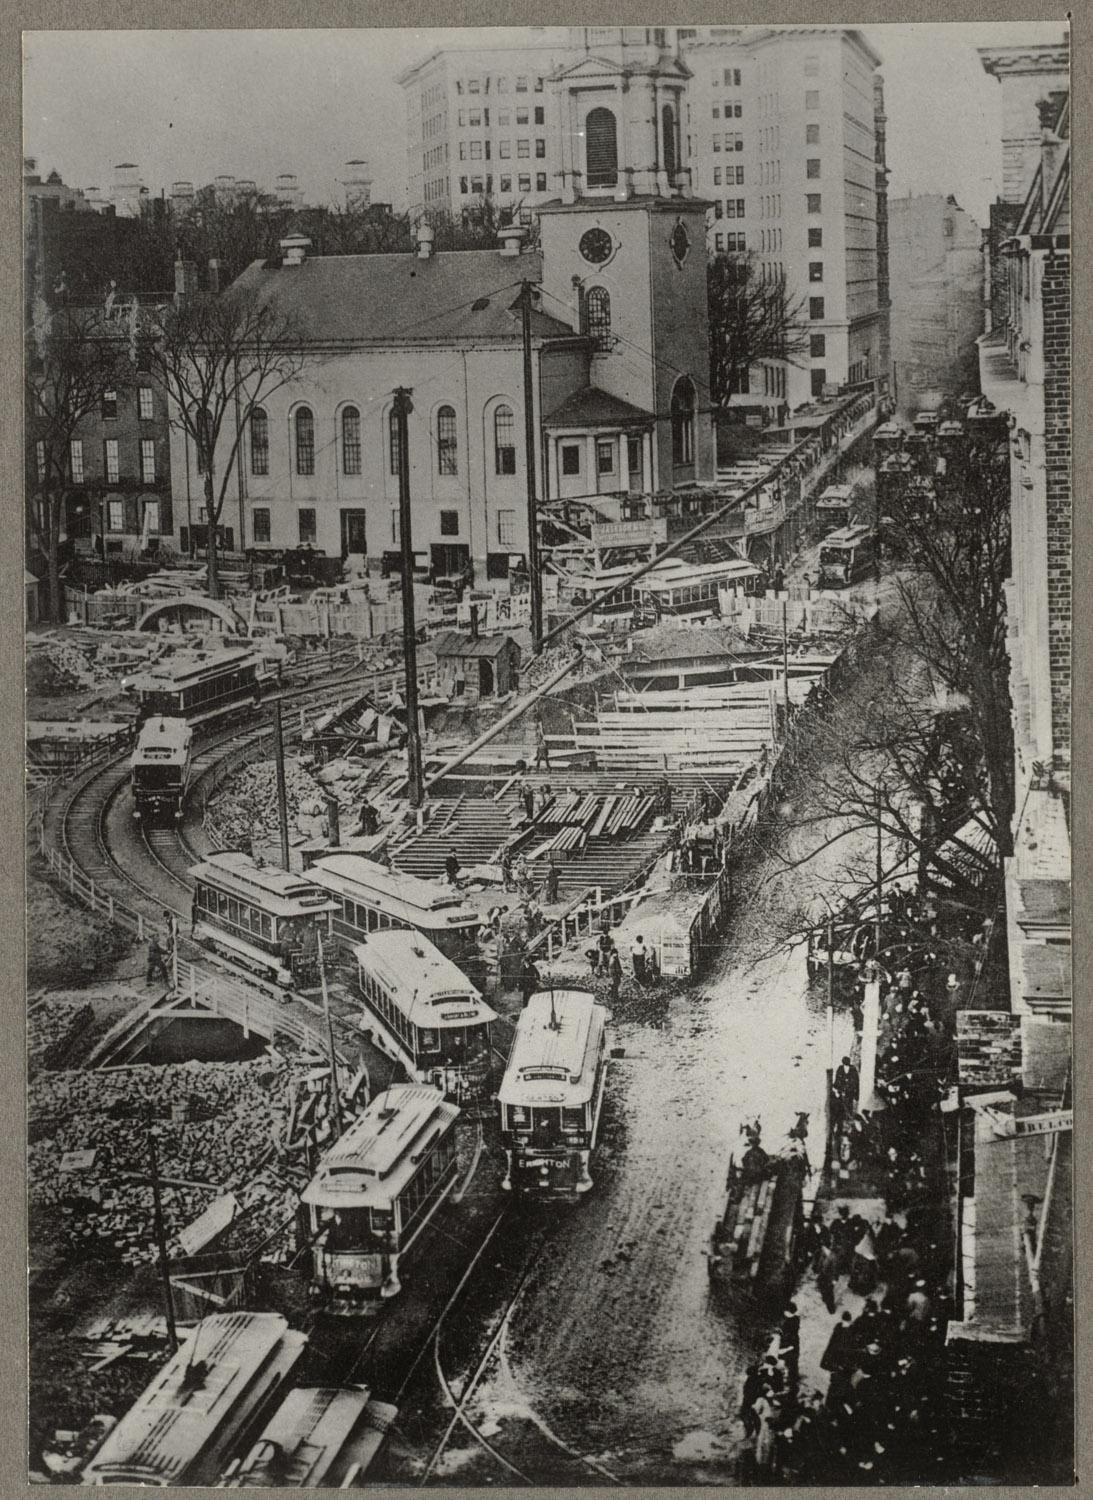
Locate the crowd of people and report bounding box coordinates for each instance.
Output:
[739,1199,954,1483]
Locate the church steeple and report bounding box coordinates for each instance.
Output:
[551,27,692,204]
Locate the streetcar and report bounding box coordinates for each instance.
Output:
[815,484,854,534]
[304,853,482,966]
[566,562,641,632]
[632,556,761,624]
[125,646,268,725]
[817,525,877,589]
[130,716,193,824]
[81,1312,308,1487]
[302,1084,461,1312]
[871,421,904,461]
[498,989,610,1199]
[189,851,339,987]
[352,931,497,1101]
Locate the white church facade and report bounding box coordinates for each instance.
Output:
[168,28,718,581]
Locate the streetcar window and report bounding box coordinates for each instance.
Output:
[510,1106,528,1128]
[418,1028,440,1053]
[370,1209,394,1232]
[260,913,271,939]
[562,1107,584,1133]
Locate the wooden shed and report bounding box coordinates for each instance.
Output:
[430,631,521,701]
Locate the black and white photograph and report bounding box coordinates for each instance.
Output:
[23,19,1072,1486]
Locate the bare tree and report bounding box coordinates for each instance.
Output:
[142,288,307,598]
[25,309,132,622]
[706,251,812,410]
[881,434,1014,850]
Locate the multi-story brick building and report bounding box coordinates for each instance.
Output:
[948,56,1071,1469]
[888,193,983,415]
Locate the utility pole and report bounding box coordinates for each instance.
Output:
[518,281,544,655]
[781,598,790,726]
[148,1131,179,1355]
[317,931,343,1141]
[271,700,291,872]
[393,387,425,808]
[874,782,884,970]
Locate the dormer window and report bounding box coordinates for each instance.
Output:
[585,107,618,189]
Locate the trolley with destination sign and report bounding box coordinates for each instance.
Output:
[130,715,193,824]
[125,646,268,726]
[189,851,339,987]
[352,930,496,1101]
[302,1084,461,1312]
[498,989,610,1199]
[305,853,482,968]
[632,556,762,624]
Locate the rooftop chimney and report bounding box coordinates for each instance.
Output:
[208,257,220,294]
[279,234,311,266]
[416,222,435,260]
[498,224,526,258]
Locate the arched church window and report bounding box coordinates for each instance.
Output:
[671,377,695,466]
[586,107,619,189]
[662,105,678,177]
[584,287,612,351]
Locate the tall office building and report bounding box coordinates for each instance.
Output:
[399,29,572,219]
[680,26,888,413]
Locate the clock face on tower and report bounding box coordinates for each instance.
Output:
[578,227,614,265]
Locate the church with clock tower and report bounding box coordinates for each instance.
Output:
[537,26,717,497]
[173,29,718,576]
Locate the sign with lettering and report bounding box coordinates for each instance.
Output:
[591,518,668,550]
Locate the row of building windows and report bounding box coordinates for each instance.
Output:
[712,103,743,119]
[98,386,156,421]
[252,403,521,480]
[250,504,514,549]
[458,172,547,196]
[759,226,783,251]
[455,74,544,94]
[712,165,746,186]
[711,67,743,87]
[713,198,746,219]
[56,436,156,485]
[457,106,545,127]
[713,232,747,253]
[459,138,546,160]
[712,132,745,153]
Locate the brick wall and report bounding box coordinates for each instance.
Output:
[1041,250,1071,773]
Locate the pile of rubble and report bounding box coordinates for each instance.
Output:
[28,1054,313,1265]
[26,639,101,695]
[29,1000,96,1076]
[206,757,331,849]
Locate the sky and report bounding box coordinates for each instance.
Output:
[24,22,1066,229]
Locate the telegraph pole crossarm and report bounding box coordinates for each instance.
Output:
[518,280,544,655]
[393,386,425,809]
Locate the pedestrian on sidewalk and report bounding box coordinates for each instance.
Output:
[779,1303,801,1389]
[833,1055,859,1120]
[820,1312,856,1410]
[146,936,169,986]
[631,935,648,986]
[816,1242,838,1313]
[608,946,623,1001]
[738,1363,763,1437]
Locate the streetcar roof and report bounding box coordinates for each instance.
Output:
[821,524,874,548]
[131,715,193,766]
[498,990,607,1107]
[301,1084,459,1210]
[353,933,495,1029]
[874,422,903,438]
[189,852,339,917]
[308,854,479,925]
[127,647,258,691]
[635,557,759,592]
[81,1313,307,1487]
[228,1387,397,1488]
[817,484,853,505]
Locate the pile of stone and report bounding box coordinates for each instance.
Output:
[206,757,330,848]
[28,1054,313,1265]
[28,1000,96,1076]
